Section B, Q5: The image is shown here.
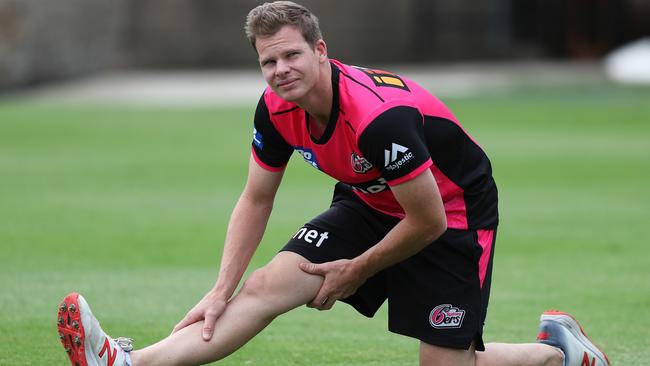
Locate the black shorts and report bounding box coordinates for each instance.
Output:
[281,183,497,351]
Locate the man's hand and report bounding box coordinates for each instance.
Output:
[299,259,366,310]
[171,291,228,341]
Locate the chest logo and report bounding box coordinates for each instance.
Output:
[351,153,373,174]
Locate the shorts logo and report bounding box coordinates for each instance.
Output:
[429,304,466,329]
[351,153,373,174]
[293,227,329,247]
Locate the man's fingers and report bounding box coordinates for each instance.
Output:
[171,312,200,335]
[311,296,335,311]
[299,262,326,276]
[202,311,219,341]
[301,261,343,310]
[308,287,334,309]
[308,296,327,308]
[320,297,336,310]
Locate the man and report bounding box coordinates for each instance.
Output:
[56,2,610,365]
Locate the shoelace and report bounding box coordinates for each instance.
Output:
[114,337,134,352]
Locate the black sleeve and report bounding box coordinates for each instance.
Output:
[252,94,293,169]
[357,106,431,183]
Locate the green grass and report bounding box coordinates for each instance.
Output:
[1,85,649,365]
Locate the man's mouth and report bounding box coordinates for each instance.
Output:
[277,78,298,88]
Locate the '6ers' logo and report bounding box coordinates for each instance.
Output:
[429,304,466,329]
[351,153,373,174]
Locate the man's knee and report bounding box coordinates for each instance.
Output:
[236,252,323,310]
[239,268,271,299]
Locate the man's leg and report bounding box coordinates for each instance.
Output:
[477,343,563,366]
[420,341,563,366]
[129,251,323,366]
[128,183,395,365]
[419,341,476,366]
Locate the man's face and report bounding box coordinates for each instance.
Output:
[255,25,326,103]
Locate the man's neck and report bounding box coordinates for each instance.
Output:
[297,60,332,129]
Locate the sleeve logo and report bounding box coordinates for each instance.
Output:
[253,128,264,149]
[384,143,414,171]
[354,66,410,91]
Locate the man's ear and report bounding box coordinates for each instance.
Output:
[315,39,328,62]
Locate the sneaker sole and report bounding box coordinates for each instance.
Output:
[57,293,89,366]
[541,310,610,366]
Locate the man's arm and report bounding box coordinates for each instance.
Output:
[172,155,284,339]
[300,168,446,310]
[353,168,446,276]
[212,155,284,300]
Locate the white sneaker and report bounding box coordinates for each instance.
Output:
[537,310,610,366]
[57,293,132,366]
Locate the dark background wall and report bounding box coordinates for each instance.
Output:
[1,0,649,90]
[0,0,128,88]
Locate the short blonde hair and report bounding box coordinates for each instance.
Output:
[244,1,322,49]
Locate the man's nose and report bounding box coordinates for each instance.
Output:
[275,59,290,76]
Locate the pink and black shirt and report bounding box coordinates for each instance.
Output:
[252,60,498,230]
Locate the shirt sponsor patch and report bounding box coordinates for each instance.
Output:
[429,304,466,329]
[295,147,319,170]
[352,177,389,194]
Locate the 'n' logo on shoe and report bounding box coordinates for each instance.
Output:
[581,352,595,366]
[99,338,117,366]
